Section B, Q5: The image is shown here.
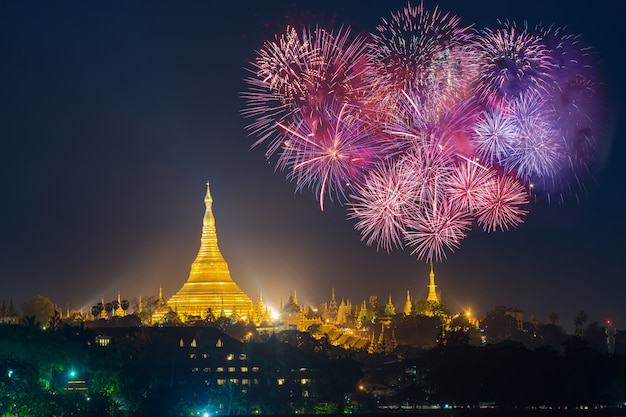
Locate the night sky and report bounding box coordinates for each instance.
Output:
[1,0,623,333]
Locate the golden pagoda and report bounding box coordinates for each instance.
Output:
[167,181,253,321]
[426,262,439,303]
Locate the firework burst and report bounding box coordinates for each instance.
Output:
[404,199,473,262]
[476,174,529,232]
[474,21,557,106]
[242,2,602,262]
[446,159,495,212]
[504,92,563,182]
[278,100,385,209]
[367,1,475,113]
[242,25,370,156]
[349,160,420,252]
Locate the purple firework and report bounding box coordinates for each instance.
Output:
[472,107,518,165]
[504,92,563,182]
[474,20,557,106]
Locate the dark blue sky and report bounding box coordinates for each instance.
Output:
[0,0,623,332]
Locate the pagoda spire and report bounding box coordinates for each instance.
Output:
[166,181,253,320]
[426,262,439,303]
[190,181,224,281]
[404,289,412,315]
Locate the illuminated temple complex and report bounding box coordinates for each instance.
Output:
[165,182,254,321]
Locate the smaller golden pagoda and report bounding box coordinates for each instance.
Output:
[426,262,439,303]
[166,182,253,321]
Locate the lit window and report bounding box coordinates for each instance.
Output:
[203,368,210,373]
[241,367,248,373]
[252,367,259,372]
[217,367,224,372]
[97,337,110,347]
[192,367,199,372]
[203,353,209,359]
[242,379,249,385]
[301,378,309,384]
[226,354,234,361]
[230,378,238,384]
[253,379,259,384]
[277,378,285,385]
[239,353,247,360]
[191,338,197,348]
[228,367,235,373]
[217,379,225,385]
[189,353,196,359]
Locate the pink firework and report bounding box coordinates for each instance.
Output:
[349,160,421,252]
[277,100,384,210]
[242,26,317,151]
[367,1,475,113]
[404,200,473,262]
[242,25,370,157]
[474,21,557,106]
[476,174,529,232]
[446,159,495,212]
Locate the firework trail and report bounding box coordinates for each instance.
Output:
[242,1,602,262]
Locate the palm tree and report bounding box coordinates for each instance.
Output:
[112,300,120,317]
[121,299,130,314]
[104,302,114,319]
[91,303,104,320]
[574,310,588,337]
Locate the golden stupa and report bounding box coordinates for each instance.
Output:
[167,181,254,320]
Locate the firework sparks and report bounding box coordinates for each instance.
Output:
[476,174,530,232]
[474,21,557,106]
[242,2,602,262]
[404,199,473,262]
[349,160,420,252]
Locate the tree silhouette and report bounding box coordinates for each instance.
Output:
[112,300,120,317]
[21,295,57,328]
[120,299,130,314]
[91,303,104,320]
[104,302,113,319]
[574,310,589,337]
